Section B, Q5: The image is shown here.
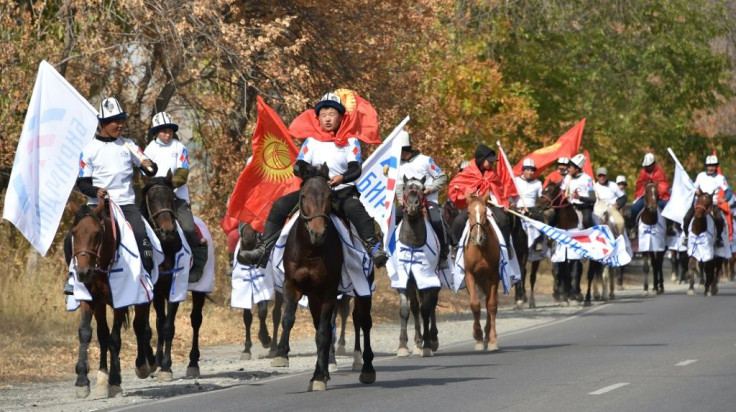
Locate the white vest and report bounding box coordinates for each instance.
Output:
[565,173,594,205]
[296,137,361,191]
[79,137,142,206]
[513,176,542,208]
[595,181,623,206]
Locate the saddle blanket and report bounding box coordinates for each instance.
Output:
[66,200,164,311]
[188,216,216,294]
[452,210,521,294]
[687,215,718,262]
[385,219,452,290]
[271,212,374,298]
[230,241,274,310]
[637,210,666,252]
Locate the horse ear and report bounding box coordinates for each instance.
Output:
[166,169,173,182]
[320,162,329,178]
[481,191,491,203]
[420,176,426,185]
[402,175,408,184]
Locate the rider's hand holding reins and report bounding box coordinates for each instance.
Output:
[329,174,344,187]
[96,188,108,200]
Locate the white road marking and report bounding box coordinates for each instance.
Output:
[676,359,698,366]
[589,382,630,395]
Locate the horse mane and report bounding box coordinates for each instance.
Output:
[72,204,97,227]
[142,176,174,198]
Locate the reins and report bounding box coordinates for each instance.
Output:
[145,184,178,235]
[71,201,117,273]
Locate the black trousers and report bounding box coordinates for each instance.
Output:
[175,198,200,249]
[395,200,448,258]
[573,204,594,229]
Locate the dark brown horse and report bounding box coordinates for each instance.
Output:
[270,163,375,391]
[639,182,665,295]
[687,192,719,296]
[68,202,154,398]
[142,174,207,380]
[463,193,502,351]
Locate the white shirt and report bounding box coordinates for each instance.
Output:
[565,172,595,205]
[398,154,445,203]
[79,137,143,206]
[595,181,623,206]
[694,172,730,202]
[296,137,361,191]
[144,139,191,202]
[513,176,542,208]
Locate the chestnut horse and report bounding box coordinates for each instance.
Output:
[639,182,665,295]
[68,202,154,399]
[270,163,375,391]
[463,193,502,351]
[688,192,719,296]
[141,175,207,380]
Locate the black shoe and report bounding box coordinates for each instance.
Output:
[189,245,208,282]
[63,283,74,296]
[238,243,265,266]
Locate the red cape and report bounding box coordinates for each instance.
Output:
[449,161,508,209]
[634,164,670,200]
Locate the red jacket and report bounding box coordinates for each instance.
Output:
[634,164,670,200]
[449,161,507,209]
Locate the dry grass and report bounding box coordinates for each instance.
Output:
[0,221,564,384]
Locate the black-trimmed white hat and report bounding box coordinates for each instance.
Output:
[570,154,586,169]
[98,97,127,122]
[149,112,179,135]
[314,93,346,115]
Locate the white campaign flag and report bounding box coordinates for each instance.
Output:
[521,216,631,266]
[356,116,410,251]
[661,148,695,225]
[2,61,98,256]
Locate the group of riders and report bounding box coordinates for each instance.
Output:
[64,92,734,295]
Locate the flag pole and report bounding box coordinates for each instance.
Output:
[496,141,527,209]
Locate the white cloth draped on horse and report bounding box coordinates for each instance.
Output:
[188,216,215,293]
[385,219,453,290]
[637,209,667,252]
[230,241,274,310]
[687,214,731,261]
[66,200,164,311]
[452,210,521,294]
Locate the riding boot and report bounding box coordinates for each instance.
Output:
[714,214,725,248]
[238,221,281,267]
[189,244,209,283]
[63,234,74,295]
[364,236,388,268]
[63,272,74,295]
[142,238,155,273]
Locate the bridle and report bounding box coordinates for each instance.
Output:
[145,184,178,236]
[539,186,568,210]
[402,181,427,216]
[71,202,117,272]
[299,175,332,225]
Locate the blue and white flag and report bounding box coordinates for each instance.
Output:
[661,148,695,225]
[356,116,410,252]
[3,61,98,256]
[521,216,631,266]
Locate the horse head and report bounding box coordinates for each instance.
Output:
[70,202,112,283]
[537,181,566,225]
[467,192,490,247]
[644,182,659,212]
[694,191,714,219]
[402,175,427,219]
[142,171,178,243]
[299,162,332,246]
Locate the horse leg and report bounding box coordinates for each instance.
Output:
[257,300,272,348]
[419,288,439,357]
[74,301,93,398]
[687,257,697,295]
[153,293,166,370]
[158,301,179,382]
[268,292,284,358]
[704,261,714,296]
[514,260,526,310]
[186,292,205,378]
[643,252,650,294]
[308,299,335,392]
[487,279,499,351]
[408,279,422,356]
[242,308,254,360]
[429,290,439,352]
[529,261,539,309]
[328,304,338,372]
[91,304,110,399]
[272,290,299,367]
[656,252,665,294]
[397,289,410,357]
[552,262,561,302]
[132,303,154,379]
[353,295,375,384]
[583,262,594,306]
[465,271,484,350]
[336,297,350,356]
[592,262,602,301]
[107,308,126,398]
[573,260,584,301]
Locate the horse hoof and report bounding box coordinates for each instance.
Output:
[583,300,592,307]
[271,357,289,367]
[687,289,695,296]
[515,300,524,310]
[186,366,200,379]
[352,360,363,372]
[149,362,158,375]
[656,288,664,295]
[258,331,272,348]
[528,302,536,309]
[266,349,278,359]
[397,347,410,357]
[240,351,252,361]
[135,363,151,379]
[671,274,677,283]
[91,370,109,399]
[336,344,348,357]
[158,370,174,382]
[487,343,499,352]
[412,345,423,356]
[359,371,376,384]
[421,348,433,357]
[308,380,327,392]
[108,385,123,398]
[328,363,338,373]
[75,385,90,399]
[712,286,718,295]
[474,342,485,351]
[609,293,615,300]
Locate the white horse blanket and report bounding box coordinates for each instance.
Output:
[386,219,453,290]
[452,210,521,294]
[687,215,718,262]
[230,241,274,310]
[637,210,666,252]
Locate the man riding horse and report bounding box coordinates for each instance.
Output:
[594,167,627,236]
[631,152,670,223]
[563,154,596,229]
[684,155,732,248]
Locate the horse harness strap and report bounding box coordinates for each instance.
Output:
[72,201,118,273]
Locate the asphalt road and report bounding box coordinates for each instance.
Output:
[109,280,736,412]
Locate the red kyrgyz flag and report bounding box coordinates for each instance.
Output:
[289,88,381,145]
[496,143,519,204]
[513,119,585,178]
[714,150,732,240]
[226,96,301,233]
[582,150,595,179]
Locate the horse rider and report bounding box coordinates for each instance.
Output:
[237,93,389,269]
[143,112,208,282]
[564,154,596,229]
[512,158,544,250]
[64,97,159,294]
[683,155,732,247]
[448,144,513,256]
[615,175,634,234]
[630,152,670,221]
[394,130,450,268]
[543,157,570,188]
[593,167,627,235]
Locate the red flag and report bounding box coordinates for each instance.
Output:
[513,119,585,178]
[582,150,595,179]
[226,96,301,232]
[496,143,519,204]
[289,89,381,145]
[714,150,732,240]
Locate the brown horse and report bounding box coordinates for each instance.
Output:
[68,202,154,399]
[270,163,375,391]
[639,182,665,295]
[141,174,207,380]
[688,192,719,296]
[463,193,502,351]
